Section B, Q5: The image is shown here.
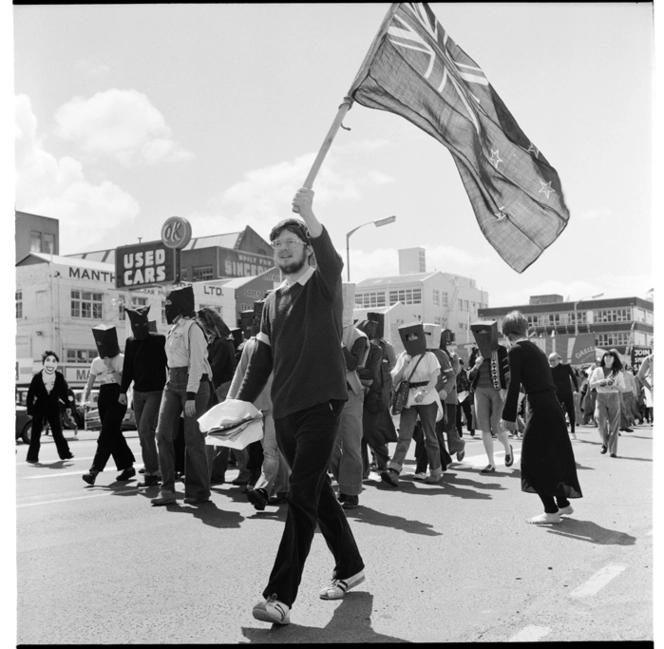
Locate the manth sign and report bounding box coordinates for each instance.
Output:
[115,241,177,288]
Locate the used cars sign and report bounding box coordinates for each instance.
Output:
[115,241,177,288]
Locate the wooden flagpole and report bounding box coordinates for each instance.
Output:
[294,3,402,211]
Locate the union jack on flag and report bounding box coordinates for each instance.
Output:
[349,2,570,273]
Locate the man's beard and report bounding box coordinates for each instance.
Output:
[277,253,306,275]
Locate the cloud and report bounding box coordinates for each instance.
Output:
[187,140,395,238]
[72,56,111,77]
[54,89,193,165]
[15,94,140,253]
[579,206,613,220]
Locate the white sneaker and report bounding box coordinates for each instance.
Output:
[412,472,427,481]
[319,570,365,600]
[252,596,290,625]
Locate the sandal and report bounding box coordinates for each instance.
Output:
[505,445,514,467]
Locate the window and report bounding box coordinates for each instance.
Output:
[161,302,167,324]
[131,296,148,307]
[30,231,42,252]
[66,349,97,364]
[596,308,631,323]
[71,290,103,319]
[441,292,448,307]
[355,292,386,308]
[43,233,56,254]
[389,288,422,305]
[15,291,22,319]
[596,333,631,347]
[433,290,440,306]
[181,268,188,281]
[192,265,214,281]
[548,313,561,326]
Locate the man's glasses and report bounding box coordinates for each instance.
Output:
[270,239,306,250]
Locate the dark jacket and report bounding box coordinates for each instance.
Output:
[26,371,74,416]
[208,336,237,389]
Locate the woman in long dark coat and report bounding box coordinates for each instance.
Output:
[500,311,582,524]
[26,350,75,464]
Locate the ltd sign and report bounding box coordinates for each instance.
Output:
[115,241,177,289]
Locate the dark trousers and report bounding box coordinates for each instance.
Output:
[263,399,365,608]
[361,407,392,475]
[26,409,72,462]
[414,418,451,473]
[91,384,135,473]
[556,391,576,433]
[456,398,473,434]
[538,485,571,513]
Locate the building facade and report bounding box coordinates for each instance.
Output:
[478,294,654,367]
[353,269,489,354]
[15,253,278,388]
[15,211,60,261]
[15,217,279,388]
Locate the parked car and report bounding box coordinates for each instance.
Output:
[16,404,32,444]
[81,388,136,431]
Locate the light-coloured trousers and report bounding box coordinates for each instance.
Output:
[254,413,291,496]
[329,389,365,496]
[597,392,621,455]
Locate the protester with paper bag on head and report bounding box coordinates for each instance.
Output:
[119,305,167,487]
[81,325,136,486]
[380,322,444,488]
[150,285,212,506]
[469,320,513,474]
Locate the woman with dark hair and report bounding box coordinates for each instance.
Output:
[196,307,236,403]
[589,351,625,457]
[26,351,75,464]
[500,311,582,525]
[196,307,238,486]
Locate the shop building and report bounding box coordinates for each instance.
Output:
[15,215,278,387]
[352,248,489,354]
[478,294,654,367]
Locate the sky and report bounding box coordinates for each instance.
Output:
[7,3,657,310]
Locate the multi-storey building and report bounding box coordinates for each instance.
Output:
[15,214,278,388]
[478,294,654,367]
[352,248,488,355]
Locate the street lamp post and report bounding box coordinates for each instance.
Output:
[345,215,396,282]
[574,293,604,335]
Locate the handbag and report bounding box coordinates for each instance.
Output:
[390,354,425,415]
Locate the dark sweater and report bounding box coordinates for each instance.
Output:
[26,371,74,416]
[550,363,579,396]
[237,226,348,419]
[503,340,557,422]
[208,337,237,388]
[120,333,168,394]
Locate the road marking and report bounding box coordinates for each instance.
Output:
[463,451,521,468]
[569,564,626,598]
[509,626,551,642]
[17,493,113,508]
[22,463,146,478]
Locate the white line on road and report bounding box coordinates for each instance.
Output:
[509,626,551,642]
[17,493,113,508]
[569,564,626,598]
[21,464,145,478]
